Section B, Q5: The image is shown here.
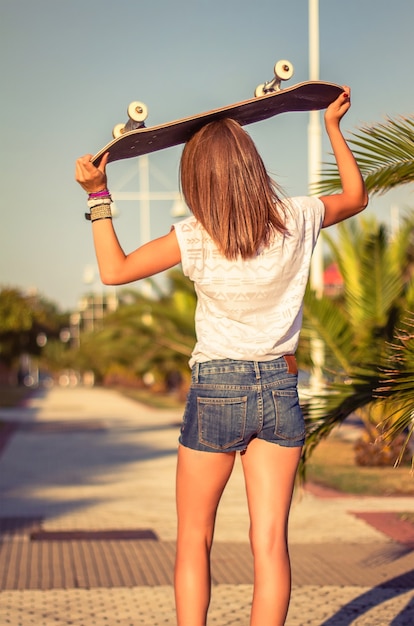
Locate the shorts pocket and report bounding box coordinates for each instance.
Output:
[272,389,305,442]
[197,396,247,450]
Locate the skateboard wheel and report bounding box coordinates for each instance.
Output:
[254,84,267,98]
[127,101,148,123]
[274,60,294,81]
[112,123,126,139]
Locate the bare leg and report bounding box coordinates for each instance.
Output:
[174,444,236,626]
[241,439,301,626]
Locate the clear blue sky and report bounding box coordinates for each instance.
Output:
[1,0,413,311]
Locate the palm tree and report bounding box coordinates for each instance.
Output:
[300,215,414,467]
[74,269,196,392]
[300,114,414,473]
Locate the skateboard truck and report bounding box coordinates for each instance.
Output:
[254,59,294,97]
[112,100,149,138]
[92,61,343,166]
[111,59,293,138]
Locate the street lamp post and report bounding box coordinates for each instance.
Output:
[308,0,325,391]
[308,0,323,298]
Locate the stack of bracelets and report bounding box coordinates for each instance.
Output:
[85,189,112,222]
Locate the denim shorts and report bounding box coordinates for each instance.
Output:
[179,356,305,452]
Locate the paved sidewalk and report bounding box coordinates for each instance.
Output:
[0,386,413,625]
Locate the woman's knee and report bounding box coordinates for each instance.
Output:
[249,524,288,558]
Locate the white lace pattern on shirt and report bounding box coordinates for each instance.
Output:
[174,196,324,367]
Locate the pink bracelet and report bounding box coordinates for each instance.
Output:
[88,189,111,199]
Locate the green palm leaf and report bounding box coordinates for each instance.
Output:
[316,115,414,195]
[299,367,381,479]
[302,288,353,371]
[321,219,406,351]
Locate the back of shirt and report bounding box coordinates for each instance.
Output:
[174,196,324,367]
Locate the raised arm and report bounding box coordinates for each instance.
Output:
[75,154,181,285]
[320,87,368,227]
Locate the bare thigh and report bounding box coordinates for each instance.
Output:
[241,438,301,544]
[175,444,236,539]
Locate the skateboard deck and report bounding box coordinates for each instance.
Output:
[92,63,342,166]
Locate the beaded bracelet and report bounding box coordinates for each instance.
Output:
[85,203,112,222]
[91,204,112,221]
[87,197,112,208]
[88,189,111,199]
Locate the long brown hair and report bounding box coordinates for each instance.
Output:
[180,118,287,260]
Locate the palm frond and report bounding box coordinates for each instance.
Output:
[388,214,414,276]
[323,219,405,339]
[375,315,414,402]
[298,368,381,480]
[303,287,353,371]
[316,114,414,196]
[299,217,414,479]
[323,224,365,308]
[371,316,414,466]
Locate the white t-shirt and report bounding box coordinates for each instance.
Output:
[174,196,325,367]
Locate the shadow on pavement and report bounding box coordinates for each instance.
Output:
[321,570,414,625]
[0,388,180,519]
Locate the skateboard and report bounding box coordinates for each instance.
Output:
[92,60,343,166]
